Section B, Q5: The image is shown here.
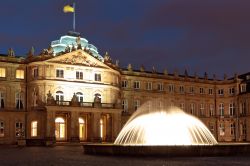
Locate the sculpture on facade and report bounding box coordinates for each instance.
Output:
[8,48,15,57]
[71,93,79,106]
[46,91,56,105]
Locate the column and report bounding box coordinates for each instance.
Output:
[45,110,55,145]
[90,112,101,142]
[70,111,80,142]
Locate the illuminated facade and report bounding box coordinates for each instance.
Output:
[0,32,250,145]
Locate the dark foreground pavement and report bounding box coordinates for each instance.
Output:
[0,145,250,166]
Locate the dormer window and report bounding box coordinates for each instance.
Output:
[16,69,24,79]
[94,73,101,81]
[56,69,64,78]
[76,71,83,80]
[241,84,247,93]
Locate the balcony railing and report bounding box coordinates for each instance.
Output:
[53,100,117,108]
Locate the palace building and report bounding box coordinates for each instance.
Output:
[0,31,250,145]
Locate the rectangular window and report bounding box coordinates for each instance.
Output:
[16,69,24,79]
[241,102,247,115]
[146,82,152,90]
[209,104,214,117]
[229,87,235,95]
[243,124,247,135]
[179,86,184,94]
[134,81,140,89]
[241,84,246,93]
[210,124,214,134]
[231,123,235,135]
[94,73,101,81]
[208,88,213,95]
[219,123,225,136]
[31,121,38,137]
[200,103,205,116]
[0,68,6,78]
[219,103,224,117]
[157,83,164,91]
[190,103,195,115]
[218,89,224,95]
[134,100,140,111]
[229,103,235,116]
[0,92,4,108]
[76,71,83,80]
[56,69,64,78]
[189,87,195,94]
[121,80,128,88]
[15,122,24,138]
[169,84,174,93]
[200,88,205,94]
[180,103,185,111]
[33,67,38,78]
[0,121,4,137]
[16,92,23,109]
[122,99,128,112]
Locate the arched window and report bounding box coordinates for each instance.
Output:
[16,92,23,109]
[76,92,83,102]
[0,121,4,137]
[55,91,64,101]
[55,117,65,140]
[79,118,86,141]
[0,92,4,108]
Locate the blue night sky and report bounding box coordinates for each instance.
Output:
[0,0,250,78]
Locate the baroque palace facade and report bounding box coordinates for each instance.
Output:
[0,31,250,145]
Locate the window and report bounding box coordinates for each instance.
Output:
[100,119,103,139]
[179,86,184,94]
[208,88,213,95]
[230,123,235,136]
[219,123,225,136]
[16,69,24,79]
[157,83,164,91]
[33,67,38,78]
[243,124,247,135]
[241,84,246,93]
[210,124,214,134]
[146,82,152,90]
[0,92,4,108]
[31,121,38,137]
[241,102,247,115]
[229,103,235,116]
[121,80,128,88]
[190,103,195,115]
[180,103,185,110]
[219,103,224,117]
[55,117,65,140]
[56,69,64,78]
[15,122,24,137]
[134,81,140,89]
[229,87,235,95]
[0,121,4,137]
[200,88,205,94]
[16,92,23,109]
[55,91,64,102]
[169,84,174,93]
[209,104,214,117]
[76,71,83,80]
[94,73,101,81]
[122,99,128,112]
[76,92,83,102]
[79,118,86,141]
[218,89,224,95]
[134,100,140,111]
[200,103,205,116]
[189,86,195,94]
[0,68,6,78]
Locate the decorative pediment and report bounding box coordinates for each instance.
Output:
[46,50,106,68]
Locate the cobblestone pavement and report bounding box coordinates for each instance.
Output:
[0,145,250,166]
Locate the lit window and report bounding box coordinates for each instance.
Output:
[0,121,4,137]
[218,89,224,95]
[134,81,140,89]
[146,82,152,90]
[15,122,24,137]
[94,73,101,81]
[56,69,64,78]
[0,92,4,109]
[100,119,103,139]
[134,100,140,111]
[0,68,6,78]
[16,92,23,109]
[79,118,86,141]
[121,80,128,88]
[219,103,224,117]
[16,69,24,79]
[229,103,235,116]
[122,99,128,112]
[33,67,38,78]
[76,71,83,80]
[76,92,83,102]
[157,83,164,91]
[31,121,38,137]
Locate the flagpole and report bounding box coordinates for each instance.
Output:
[73,2,76,32]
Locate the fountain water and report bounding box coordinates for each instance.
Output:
[114,106,217,145]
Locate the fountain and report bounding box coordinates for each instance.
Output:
[83,101,250,156]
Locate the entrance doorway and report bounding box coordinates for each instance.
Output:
[55,117,66,141]
[79,117,87,141]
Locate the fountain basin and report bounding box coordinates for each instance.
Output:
[83,143,250,157]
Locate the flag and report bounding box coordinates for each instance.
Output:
[63,5,74,13]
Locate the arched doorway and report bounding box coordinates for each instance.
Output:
[55,117,66,141]
[79,117,87,141]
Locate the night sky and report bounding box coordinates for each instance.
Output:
[1,0,250,78]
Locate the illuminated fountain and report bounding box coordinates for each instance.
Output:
[83,101,250,156]
[114,107,217,146]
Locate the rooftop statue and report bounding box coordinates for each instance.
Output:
[8,48,15,57]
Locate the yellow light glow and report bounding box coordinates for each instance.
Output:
[114,106,218,146]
